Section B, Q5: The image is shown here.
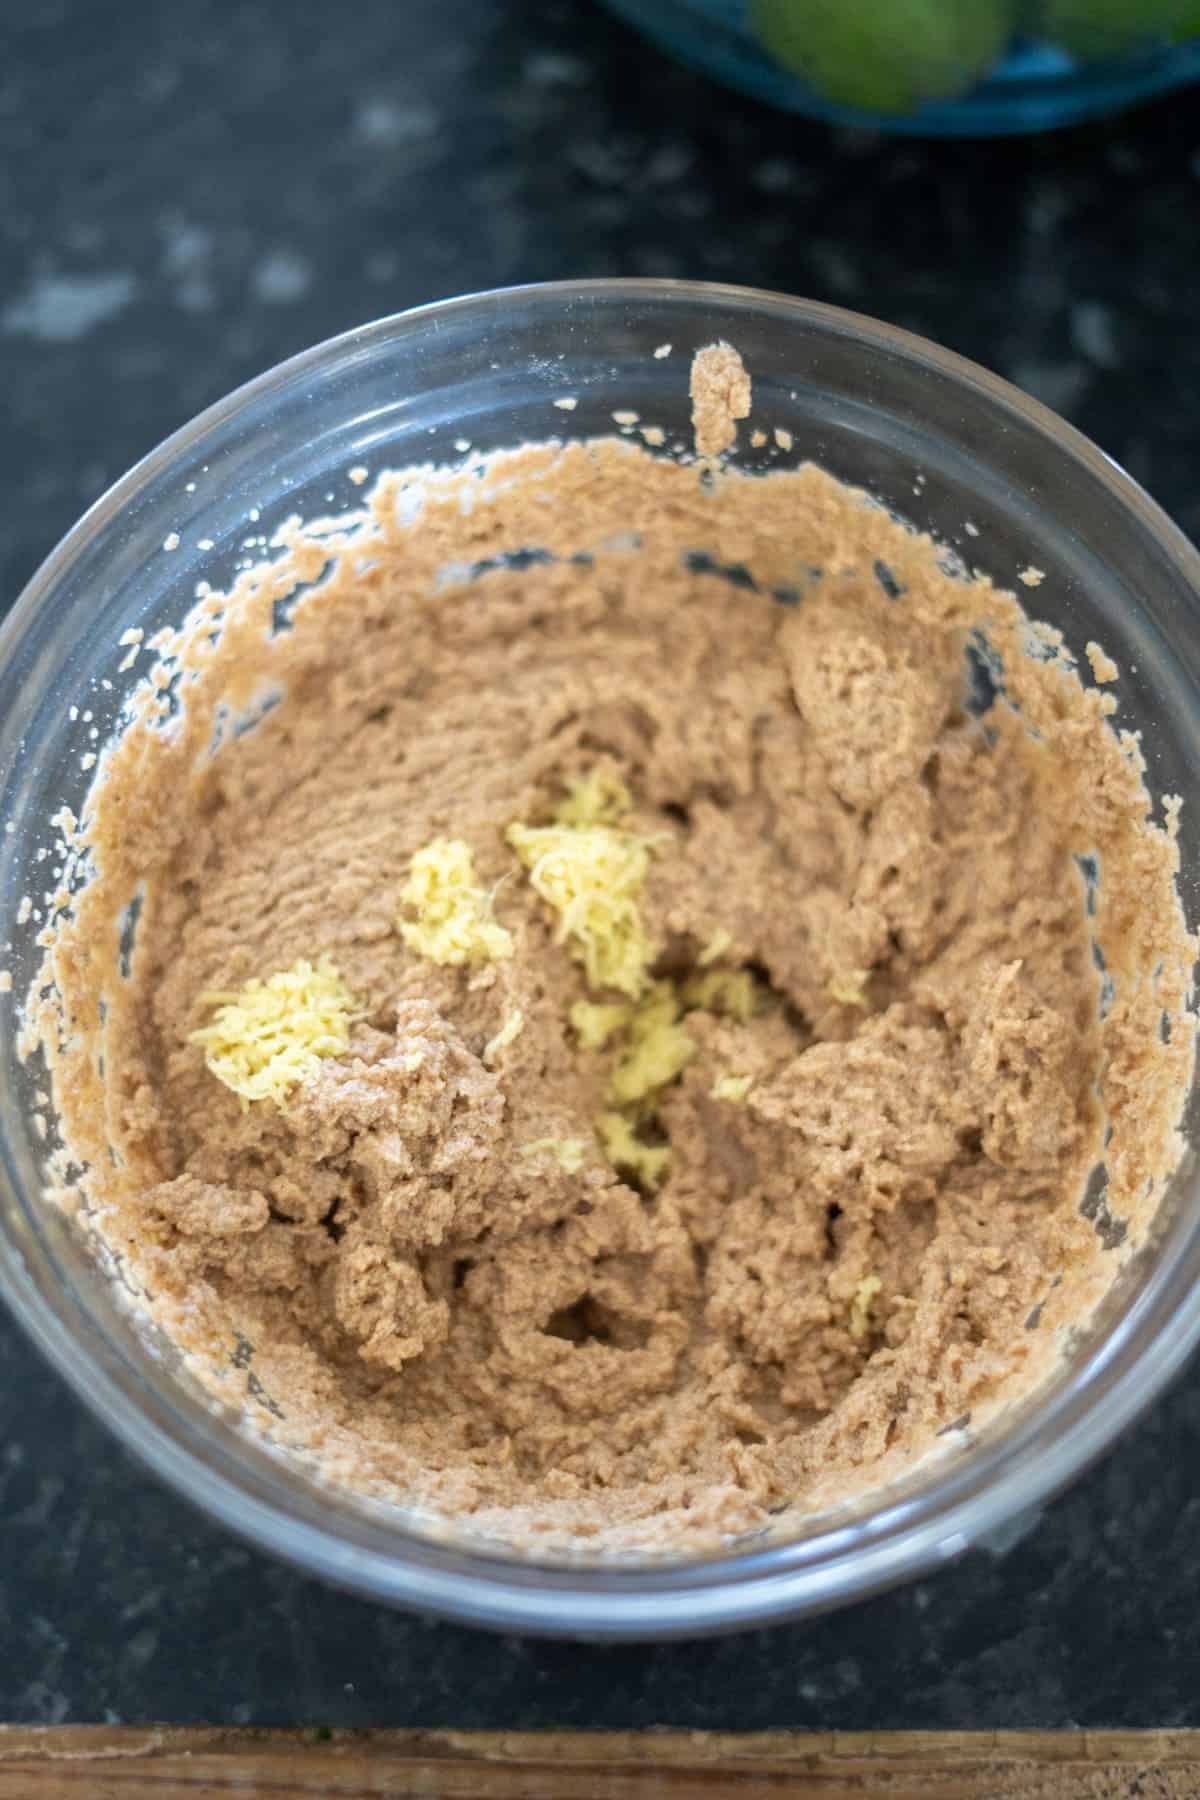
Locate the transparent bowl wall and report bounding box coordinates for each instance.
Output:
[2,281,1200,1640]
[600,0,1200,135]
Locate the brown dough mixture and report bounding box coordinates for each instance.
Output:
[30,357,1195,1553]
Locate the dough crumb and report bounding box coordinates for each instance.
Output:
[1087,641,1119,684]
[690,342,752,458]
[1019,565,1045,587]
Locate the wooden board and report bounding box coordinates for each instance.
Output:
[1,1728,1199,1799]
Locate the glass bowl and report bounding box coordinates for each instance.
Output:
[600,0,1200,134]
[2,279,1199,1639]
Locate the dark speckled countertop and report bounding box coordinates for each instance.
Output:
[3,0,1200,1731]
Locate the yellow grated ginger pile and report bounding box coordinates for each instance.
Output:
[505,818,659,998]
[190,954,355,1109]
[399,838,513,967]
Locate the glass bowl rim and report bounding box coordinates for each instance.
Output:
[2,277,1200,1639]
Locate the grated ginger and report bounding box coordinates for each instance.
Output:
[698,928,732,966]
[483,1008,524,1065]
[849,1274,882,1342]
[190,954,354,1109]
[520,1137,587,1174]
[507,818,658,998]
[828,970,869,1008]
[570,998,633,1052]
[399,839,513,967]
[597,1110,671,1190]
[608,981,695,1108]
[681,967,760,1023]
[580,985,697,1191]
[554,768,632,829]
[711,1072,753,1104]
[515,775,763,1191]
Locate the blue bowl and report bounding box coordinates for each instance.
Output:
[600,0,1200,134]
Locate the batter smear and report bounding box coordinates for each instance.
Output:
[30,348,1194,1552]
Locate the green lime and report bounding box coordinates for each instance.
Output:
[1040,0,1186,56]
[750,0,1015,113]
[1169,0,1200,37]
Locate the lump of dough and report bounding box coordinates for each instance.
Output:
[144,1172,268,1236]
[289,999,507,1251]
[332,1232,450,1371]
[751,1012,973,1204]
[963,960,1081,1171]
[781,593,952,811]
[142,1174,330,1295]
